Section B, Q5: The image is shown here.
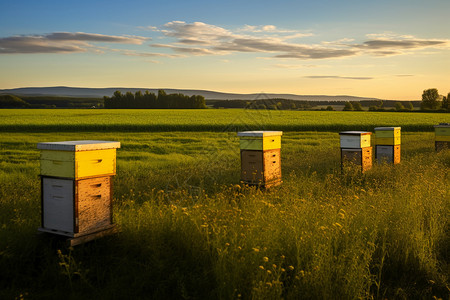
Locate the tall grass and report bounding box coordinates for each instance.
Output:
[0,131,448,299]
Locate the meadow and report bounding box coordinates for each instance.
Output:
[0,109,449,299]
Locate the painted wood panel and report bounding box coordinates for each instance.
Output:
[375,128,401,138]
[376,145,401,164]
[435,127,450,136]
[375,136,401,145]
[42,177,74,233]
[40,149,116,179]
[240,136,281,150]
[339,134,371,148]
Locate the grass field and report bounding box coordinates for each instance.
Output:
[0,109,449,299]
[0,109,447,132]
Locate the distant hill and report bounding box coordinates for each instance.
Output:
[0,86,391,102]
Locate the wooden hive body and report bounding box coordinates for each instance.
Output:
[341,147,372,173]
[240,149,281,186]
[40,176,113,237]
[376,145,401,164]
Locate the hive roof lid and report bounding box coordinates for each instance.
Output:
[237,131,283,137]
[37,140,120,151]
[374,127,401,131]
[434,123,450,128]
[339,131,372,135]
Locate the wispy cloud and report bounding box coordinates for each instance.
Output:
[153,21,354,59]
[149,21,449,60]
[0,32,149,54]
[305,75,374,80]
[272,64,321,69]
[349,33,450,56]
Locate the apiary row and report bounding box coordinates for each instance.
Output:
[37,140,120,246]
[36,124,448,245]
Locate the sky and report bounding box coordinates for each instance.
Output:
[0,0,449,100]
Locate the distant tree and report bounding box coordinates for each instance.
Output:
[404,101,414,111]
[369,106,378,111]
[343,102,354,111]
[421,88,441,110]
[395,102,405,111]
[290,103,297,110]
[352,101,363,111]
[442,93,449,110]
[326,105,334,111]
[113,90,123,98]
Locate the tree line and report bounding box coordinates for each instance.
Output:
[103,90,206,109]
[0,94,104,108]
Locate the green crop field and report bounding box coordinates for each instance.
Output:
[0,109,449,299]
[0,109,447,132]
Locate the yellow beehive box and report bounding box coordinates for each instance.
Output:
[375,136,401,145]
[374,127,401,138]
[374,127,401,145]
[435,123,450,141]
[37,140,120,179]
[339,131,371,149]
[238,131,282,150]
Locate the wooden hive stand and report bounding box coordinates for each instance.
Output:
[237,131,282,188]
[339,131,372,173]
[37,140,120,246]
[374,127,401,164]
[434,123,450,152]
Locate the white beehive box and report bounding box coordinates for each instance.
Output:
[339,131,372,148]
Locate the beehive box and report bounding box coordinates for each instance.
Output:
[37,140,120,179]
[339,131,371,148]
[238,131,282,150]
[39,176,114,237]
[376,145,401,164]
[341,147,372,172]
[241,149,281,185]
[434,123,450,142]
[374,127,401,145]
